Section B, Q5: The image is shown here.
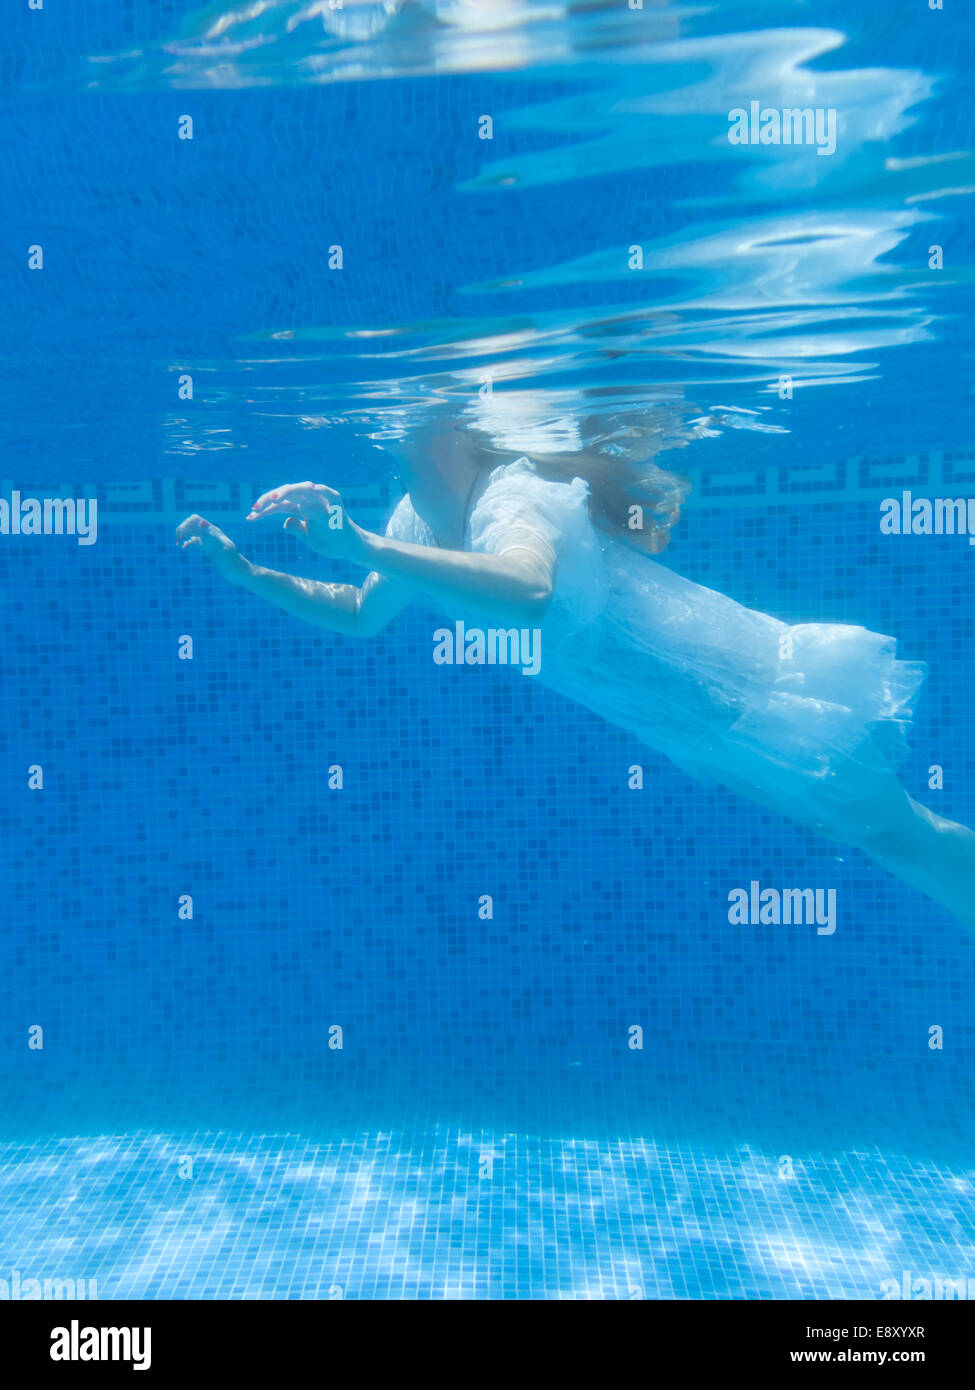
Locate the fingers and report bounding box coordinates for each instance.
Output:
[247,497,301,521]
[247,481,337,521]
[176,514,216,549]
[249,481,314,518]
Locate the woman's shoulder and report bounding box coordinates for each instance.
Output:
[470,457,593,547]
[384,492,436,547]
[478,456,589,515]
[483,455,581,490]
[470,456,608,626]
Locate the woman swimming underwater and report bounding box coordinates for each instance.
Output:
[176,420,975,929]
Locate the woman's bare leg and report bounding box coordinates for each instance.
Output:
[840,785,975,929]
[673,749,975,928]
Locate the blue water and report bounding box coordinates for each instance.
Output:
[1,0,974,1300]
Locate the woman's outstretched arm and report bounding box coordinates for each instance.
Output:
[175,514,411,637]
[176,476,554,633]
[246,480,555,627]
[359,530,553,625]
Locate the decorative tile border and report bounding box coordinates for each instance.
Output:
[2,451,973,525]
[693,450,975,506]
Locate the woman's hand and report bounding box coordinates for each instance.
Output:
[247,481,368,564]
[176,514,249,582]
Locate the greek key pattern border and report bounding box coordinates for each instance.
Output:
[3,450,973,525]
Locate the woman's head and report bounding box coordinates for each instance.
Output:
[464,395,693,552]
[528,445,690,554]
[384,399,693,553]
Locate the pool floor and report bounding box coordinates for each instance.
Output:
[1,1130,972,1300]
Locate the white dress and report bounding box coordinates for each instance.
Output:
[386,458,925,839]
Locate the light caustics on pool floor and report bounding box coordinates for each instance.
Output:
[1,1131,973,1299]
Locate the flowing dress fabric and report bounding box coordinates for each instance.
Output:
[387,459,926,837]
